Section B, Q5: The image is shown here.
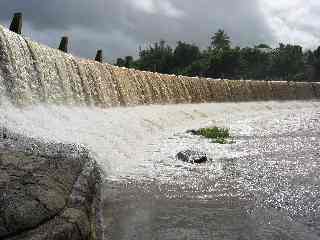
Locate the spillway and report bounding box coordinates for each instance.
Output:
[0,24,319,107]
[1,24,320,240]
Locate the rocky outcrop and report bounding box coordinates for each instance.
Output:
[176,150,208,164]
[0,128,103,240]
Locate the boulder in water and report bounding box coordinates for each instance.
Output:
[0,128,103,240]
[176,150,208,164]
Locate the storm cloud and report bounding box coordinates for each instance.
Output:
[0,0,318,61]
[261,0,320,50]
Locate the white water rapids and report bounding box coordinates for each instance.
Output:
[0,99,318,181]
[1,99,320,239]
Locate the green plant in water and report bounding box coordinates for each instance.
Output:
[191,127,234,144]
[197,127,230,139]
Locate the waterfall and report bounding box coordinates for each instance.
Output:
[0,25,40,105]
[0,24,318,108]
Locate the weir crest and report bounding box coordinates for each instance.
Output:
[0,24,319,108]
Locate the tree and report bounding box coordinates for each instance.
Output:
[113,33,319,82]
[205,31,239,78]
[179,56,209,77]
[172,41,201,72]
[304,47,320,81]
[270,43,304,80]
[136,40,174,73]
[124,56,133,68]
[206,47,241,79]
[239,47,271,79]
[116,58,126,67]
[255,43,271,49]
[210,29,231,50]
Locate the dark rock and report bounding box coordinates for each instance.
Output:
[176,150,208,164]
[186,129,197,135]
[0,128,103,240]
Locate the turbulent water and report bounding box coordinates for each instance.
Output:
[1,99,320,239]
[1,24,320,239]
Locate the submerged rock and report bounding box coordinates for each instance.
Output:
[186,129,198,135]
[176,150,208,164]
[0,128,103,240]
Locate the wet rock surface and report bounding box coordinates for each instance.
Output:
[176,150,208,164]
[0,128,103,240]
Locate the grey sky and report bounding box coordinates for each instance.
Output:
[0,0,319,62]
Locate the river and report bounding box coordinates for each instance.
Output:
[1,100,319,239]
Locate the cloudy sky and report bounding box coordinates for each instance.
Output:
[0,0,319,62]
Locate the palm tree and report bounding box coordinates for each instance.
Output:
[211,29,231,50]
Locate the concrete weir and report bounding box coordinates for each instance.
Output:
[0,24,318,107]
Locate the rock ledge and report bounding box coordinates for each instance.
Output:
[0,128,103,240]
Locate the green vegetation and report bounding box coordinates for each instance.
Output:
[115,29,320,82]
[197,127,230,139]
[213,138,229,144]
[190,127,234,144]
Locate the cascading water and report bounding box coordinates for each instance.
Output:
[1,24,319,108]
[1,24,320,239]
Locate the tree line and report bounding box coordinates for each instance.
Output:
[115,30,320,82]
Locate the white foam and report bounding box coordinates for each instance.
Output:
[0,99,319,181]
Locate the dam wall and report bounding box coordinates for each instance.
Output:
[0,24,319,107]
